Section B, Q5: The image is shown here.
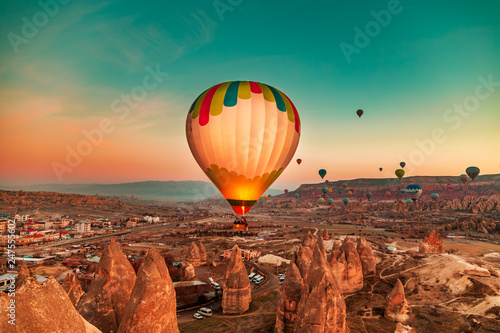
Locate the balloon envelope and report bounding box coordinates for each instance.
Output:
[400,162,406,168]
[431,193,439,201]
[186,81,300,216]
[466,166,480,180]
[365,191,372,200]
[356,109,363,117]
[318,198,325,204]
[405,184,423,201]
[460,174,469,184]
[321,186,328,194]
[284,189,288,194]
[319,169,327,179]
[338,189,343,194]
[385,191,391,197]
[295,193,299,198]
[296,158,302,165]
[342,183,348,189]
[327,198,333,205]
[342,197,349,205]
[379,167,383,172]
[406,198,413,203]
[395,169,405,180]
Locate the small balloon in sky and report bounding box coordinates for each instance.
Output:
[319,169,327,179]
[356,109,363,118]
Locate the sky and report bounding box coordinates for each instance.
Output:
[0,0,499,190]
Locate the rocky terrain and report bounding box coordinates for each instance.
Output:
[222,244,252,314]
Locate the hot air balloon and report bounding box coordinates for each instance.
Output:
[342,183,348,189]
[338,189,343,194]
[327,198,333,205]
[395,169,405,180]
[309,186,313,191]
[186,81,300,216]
[406,198,413,203]
[431,193,439,201]
[319,169,327,179]
[263,195,268,198]
[400,162,406,168]
[350,188,355,193]
[379,167,383,172]
[385,191,391,198]
[342,197,349,205]
[466,166,480,180]
[399,189,405,195]
[295,193,299,198]
[322,187,328,195]
[328,189,332,193]
[460,174,469,185]
[348,191,352,195]
[296,158,302,165]
[356,109,363,118]
[325,180,329,184]
[405,184,422,201]
[284,189,288,194]
[365,191,372,200]
[319,198,325,204]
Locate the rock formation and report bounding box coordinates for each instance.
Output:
[222,244,251,314]
[356,236,376,276]
[418,230,445,254]
[394,323,416,333]
[322,229,329,240]
[302,231,316,250]
[275,234,349,333]
[197,241,207,262]
[186,241,202,267]
[0,277,100,333]
[118,248,179,333]
[328,237,364,293]
[63,273,85,307]
[385,279,412,324]
[77,241,136,333]
[181,263,196,281]
[15,261,30,289]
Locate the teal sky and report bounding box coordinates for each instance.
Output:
[0,0,499,189]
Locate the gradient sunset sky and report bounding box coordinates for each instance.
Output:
[1,0,499,190]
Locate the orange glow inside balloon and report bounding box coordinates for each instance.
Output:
[186,81,301,215]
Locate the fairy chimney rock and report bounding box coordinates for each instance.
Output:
[222,245,251,314]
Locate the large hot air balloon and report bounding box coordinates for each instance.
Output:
[186,81,300,216]
[405,184,422,201]
[356,109,363,118]
[460,174,469,185]
[365,191,372,200]
[400,162,406,168]
[327,198,333,205]
[431,193,439,201]
[319,198,325,204]
[319,169,327,179]
[295,193,299,198]
[342,197,349,205]
[284,189,288,194]
[395,169,405,180]
[466,166,480,180]
[296,158,302,165]
[342,183,348,189]
[379,167,383,172]
[321,187,328,195]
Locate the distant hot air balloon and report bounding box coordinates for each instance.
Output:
[348,191,352,195]
[296,158,302,165]
[342,197,349,205]
[379,167,383,172]
[309,186,313,191]
[284,189,288,194]
[405,184,422,201]
[328,189,333,193]
[186,80,300,216]
[356,109,363,118]
[319,169,327,179]
[460,174,469,185]
[319,198,325,204]
[399,189,405,195]
[385,191,391,198]
[264,195,268,198]
[350,188,355,193]
[295,193,299,198]
[395,169,405,180]
[325,180,329,184]
[365,191,372,200]
[327,198,333,205]
[400,162,406,168]
[322,187,328,195]
[342,183,348,189]
[406,198,413,203]
[466,166,480,180]
[338,189,343,194]
[431,193,439,201]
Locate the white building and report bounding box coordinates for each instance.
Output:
[75,222,91,233]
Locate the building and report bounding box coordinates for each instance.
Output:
[0,220,7,234]
[126,220,137,228]
[75,222,91,233]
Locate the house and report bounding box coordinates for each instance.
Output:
[0,273,17,292]
[75,222,91,233]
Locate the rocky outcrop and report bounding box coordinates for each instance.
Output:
[77,241,136,333]
[356,236,376,276]
[394,323,416,333]
[322,229,329,240]
[186,242,201,267]
[419,230,445,254]
[275,234,349,333]
[222,245,251,314]
[16,261,30,289]
[118,248,179,333]
[385,279,412,324]
[0,277,100,333]
[328,237,364,293]
[303,231,316,250]
[63,273,85,307]
[198,241,207,263]
[181,263,196,281]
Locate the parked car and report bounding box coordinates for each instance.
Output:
[251,274,262,282]
[254,276,265,285]
[248,272,256,280]
[194,313,203,320]
[198,307,213,317]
